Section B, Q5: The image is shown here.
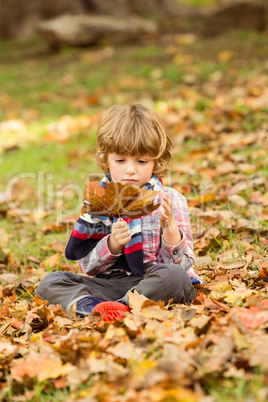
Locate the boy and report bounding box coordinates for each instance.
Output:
[36,104,201,321]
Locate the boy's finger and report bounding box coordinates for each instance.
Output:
[118,231,131,241]
[115,226,130,235]
[119,227,130,235]
[114,221,127,228]
[122,231,131,239]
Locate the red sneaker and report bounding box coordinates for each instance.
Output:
[94,301,131,322]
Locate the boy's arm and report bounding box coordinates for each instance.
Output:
[79,218,131,275]
[160,190,182,245]
[159,189,195,270]
[65,216,122,276]
[78,235,123,275]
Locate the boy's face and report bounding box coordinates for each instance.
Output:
[106,153,155,188]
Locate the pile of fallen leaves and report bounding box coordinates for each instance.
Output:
[1,284,268,401]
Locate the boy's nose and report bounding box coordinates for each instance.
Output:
[125,163,136,174]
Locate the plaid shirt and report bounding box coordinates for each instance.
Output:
[79,186,201,284]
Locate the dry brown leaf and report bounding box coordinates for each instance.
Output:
[128,290,149,315]
[82,180,160,218]
[11,352,74,382]
[40,253,61,269]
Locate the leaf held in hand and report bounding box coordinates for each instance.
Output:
[81,180,160,218]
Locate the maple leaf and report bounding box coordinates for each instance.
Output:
[11,352,74,382]
[81,180,160,218]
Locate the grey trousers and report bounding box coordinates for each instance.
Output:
[36,264,196,311]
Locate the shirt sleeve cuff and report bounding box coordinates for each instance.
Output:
[161,229,189,263]
[95,235,122,262]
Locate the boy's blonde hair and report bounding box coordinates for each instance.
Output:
[94,103,172,177]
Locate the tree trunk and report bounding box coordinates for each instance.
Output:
[0,0,85,39]
[0,0,198,39]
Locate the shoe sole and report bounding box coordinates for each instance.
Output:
[94,301,131,322]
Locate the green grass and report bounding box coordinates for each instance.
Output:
[0,134,97,186]
[204,370,266,402]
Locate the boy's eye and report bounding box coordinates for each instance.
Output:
[138,160,148,164]
[116,159,125,163]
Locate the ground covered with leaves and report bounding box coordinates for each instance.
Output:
[0,29,268,401]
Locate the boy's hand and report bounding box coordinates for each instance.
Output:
[160,190,181,245]
[108,218,131,255]
[160,191,174,228]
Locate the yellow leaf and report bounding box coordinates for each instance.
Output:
[40,253,60,269]
[209,281,232,300]
[30,332,43,342]
[230,288,254,299]
[247,87,262,96]
[232,327,249,351]
[132,360,157,379]
[224,292,244,306]
[193,193,216,205]
[217,50,233,62]
[173,54,193,65]
[149,387,199,402]
[175,33,196,45]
